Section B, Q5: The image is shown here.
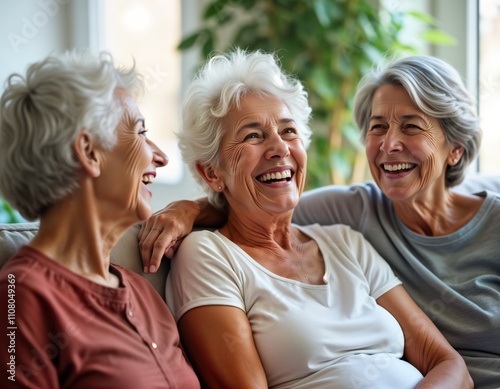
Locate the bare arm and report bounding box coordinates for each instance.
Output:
[138,197,225,272]
[377,285,473,389]
[178,306,268,389]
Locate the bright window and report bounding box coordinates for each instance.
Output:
[479,0,500,174]
[98,0,183,184]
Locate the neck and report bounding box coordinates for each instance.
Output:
[392,189,482,236]
[29,188,132,287]
[221,209,295,250]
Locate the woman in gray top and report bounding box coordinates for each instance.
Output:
[139,55,500,389]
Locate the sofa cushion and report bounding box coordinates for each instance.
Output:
[0,223,169,298]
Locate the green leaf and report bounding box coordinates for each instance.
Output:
[202,32,216,57]
[204,1,224,19]
[0,198,25,223]
[313,0,331,27]
[311,67,335,100]
[177,32,201,50]
[420,29,457,45]
[406,10,437,25]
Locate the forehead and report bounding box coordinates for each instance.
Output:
[371,84,418,111]
[231,93,291,119]
[116,89,140,116]
[115,89,144,133]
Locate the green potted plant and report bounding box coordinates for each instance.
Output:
[178,0,453,188]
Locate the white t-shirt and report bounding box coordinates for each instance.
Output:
[166,223,423,388]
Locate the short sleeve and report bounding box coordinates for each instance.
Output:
[340,225,401,299]
[166,230,246,321]
[293,184,369,229]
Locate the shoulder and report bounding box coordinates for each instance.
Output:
[177,229,236,258]
[182,229,221,244]
[300,182,382,200]
[0,247,54,289]
[294,182,387,228]
[297,223,367,244]
[171,229,242,276]
[486,189,500,203]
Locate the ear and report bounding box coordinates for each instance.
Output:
[448,145,464,166]
[74,130,101,178]
[196,162,224,192]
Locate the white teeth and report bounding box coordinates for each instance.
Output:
[258,169,292,182]
[142,175,154,184]
[383,163,414,172]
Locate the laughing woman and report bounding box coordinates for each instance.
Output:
[0,52,199,388]
[162,50,471,389]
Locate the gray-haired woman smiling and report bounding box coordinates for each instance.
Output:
[0,51,199,388]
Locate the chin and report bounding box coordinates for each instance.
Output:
[136,205,153,222]
[381,187,413,202]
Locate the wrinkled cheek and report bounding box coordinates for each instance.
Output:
[221,147,245,177]
[420,154,439,187]
[123,144,146,208]
[364,142,380,176]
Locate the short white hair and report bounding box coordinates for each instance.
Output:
[178,49,312,210]
[0,50,143,220]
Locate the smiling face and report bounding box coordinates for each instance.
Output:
[96,89,168,223]
[365,84,461,202]
[202,93,307,217]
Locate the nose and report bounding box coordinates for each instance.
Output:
[380,126,403,154]
[149,139,168,167]
[265,133,290,159]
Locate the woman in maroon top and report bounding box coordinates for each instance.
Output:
[0,51,199,388]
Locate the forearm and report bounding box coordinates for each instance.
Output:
[191,197,226,228]
[416,356,473,389]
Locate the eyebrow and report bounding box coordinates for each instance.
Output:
[236,118,296,133]
[135,118,145,128]
[369,114,426,121]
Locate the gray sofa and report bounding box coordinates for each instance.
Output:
[0,223,169,298]
[1,175,500,300]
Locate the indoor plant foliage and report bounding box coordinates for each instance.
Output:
[179,0,451,188]
[0,198,24,223]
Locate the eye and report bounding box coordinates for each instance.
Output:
[368,123,386,134]
[243,132,261,141]
[404,124,422,134]
[139,128,149,137]
[281,127,300,140]
[282,127,297,134]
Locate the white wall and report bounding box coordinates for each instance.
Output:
[0,0,70,85]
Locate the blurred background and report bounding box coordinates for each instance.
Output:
[0,0,499,222]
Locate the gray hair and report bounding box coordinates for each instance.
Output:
[353,55,481,187]
[178,49,312,211]
[0,51,143,220]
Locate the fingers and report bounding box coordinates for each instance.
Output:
[139,222,171,273]
[165,239,183,259]
[138,201,198,273]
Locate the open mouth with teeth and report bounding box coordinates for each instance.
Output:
[256,169,293,183]
[142,174,154,185]
[382,163,416,173]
